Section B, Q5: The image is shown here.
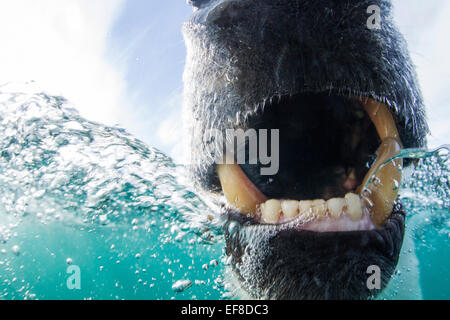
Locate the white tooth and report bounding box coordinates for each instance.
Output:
[261,199,281,223]
[327,198,346,218]
[298,200,313,216]
[311,199,327,218]
[281,200,299,219]
[345,193,363,221]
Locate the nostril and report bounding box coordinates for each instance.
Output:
[187,0,211,9]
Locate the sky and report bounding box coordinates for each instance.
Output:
[0,0,448,162]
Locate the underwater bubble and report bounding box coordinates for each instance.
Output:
[371,176,382,187]
[222,292,234,299]
[66,258,73,265]
[174,233,184,242]
[209,259,219,267]
[99,215,108,225]
[170,225,180,234]
[393,179,400,191]
[228,221,239,235]
[172,279,193,293]
[11,245,20,256]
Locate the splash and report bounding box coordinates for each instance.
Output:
[0,82,226,300]
[400,145,449,210]
[366,143,449,211]
[379,146,449,299]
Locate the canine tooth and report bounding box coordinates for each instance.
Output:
[359,138,403,226]
[281,200,299,219]
[298,200,313,216]
[345,193,363,221]
[361,98,399,141]
[261,199,281,223]
[358,99,403,226]
[311,199,327,217]
[217,164,267,215]
[327,198,346,218]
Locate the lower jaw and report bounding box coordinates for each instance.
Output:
[217,98,404,231]
[223,203,406,300]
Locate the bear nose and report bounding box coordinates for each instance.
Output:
[187,0,211,9]
[188,0,242,28]
[204,0,242,27]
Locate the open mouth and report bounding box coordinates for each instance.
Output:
[216,93,403,232]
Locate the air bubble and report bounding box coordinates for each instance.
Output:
[172,280,192,293]
[99,215,108,225]
[209,259,219,267]
[228,221,238,235]
[393,180,399,191]
[371,176,382,187]
[11,245,20,256]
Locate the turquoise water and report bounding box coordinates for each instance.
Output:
[0,83,448,300]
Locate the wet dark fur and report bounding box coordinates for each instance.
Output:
[183,0,428,299]
[224,204,405,299]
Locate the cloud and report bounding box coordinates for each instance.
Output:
[0,0,126,125]
[156,91,187,163]
[394,0,450,147]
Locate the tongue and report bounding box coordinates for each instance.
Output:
[343,169,359,191]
